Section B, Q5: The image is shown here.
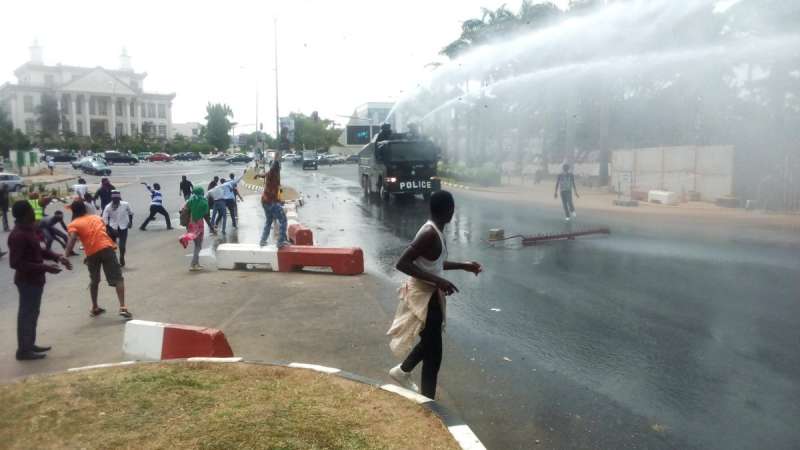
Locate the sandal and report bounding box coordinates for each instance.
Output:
[119,308,133,319]
[90,307,106,317]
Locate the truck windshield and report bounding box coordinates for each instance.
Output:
[387,142,436,162]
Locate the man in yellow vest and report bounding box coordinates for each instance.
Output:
[27,193,45,222]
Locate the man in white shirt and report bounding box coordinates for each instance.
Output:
[101,191,133,267]
[73,178,88,200]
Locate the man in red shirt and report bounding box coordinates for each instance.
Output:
[255,160,289,247]
[7,200,72,360]
[64,200,132,319]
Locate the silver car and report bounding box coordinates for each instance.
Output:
[0,172,24,192]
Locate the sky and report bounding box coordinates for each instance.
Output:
[0,0,567,136]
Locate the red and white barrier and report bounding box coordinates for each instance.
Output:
[215,244,363,275]
[123,320,234,360]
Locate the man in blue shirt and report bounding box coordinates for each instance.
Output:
[139,183,172,231]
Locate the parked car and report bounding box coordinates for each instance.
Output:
[226,154,253,164]
[43,149,76,162]
[282,153,300,162]
[103,151,139,165]
[0,173,24,192]
[345,154,360,164]
[208,153,228,162]
[82,159,112,176]
[302,150,318,170]
[138,152,154,160]
[147,153,173,162]
[174,152,202,161]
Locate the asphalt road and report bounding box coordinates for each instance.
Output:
[2,160,798,449]
[280,163,800,450]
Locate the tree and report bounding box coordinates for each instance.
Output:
[0,106,15,158]
[204,103,234,151]
[36,93,61,138]
[290,112,342,150]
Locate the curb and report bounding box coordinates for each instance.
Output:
[66,358,485,450]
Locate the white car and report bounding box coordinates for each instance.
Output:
[0,173,24,192]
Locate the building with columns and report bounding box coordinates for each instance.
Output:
[0,43,175,140]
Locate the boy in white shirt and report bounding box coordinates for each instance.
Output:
[102,191,133,267]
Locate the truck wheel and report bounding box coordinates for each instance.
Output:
[379,183,390,201]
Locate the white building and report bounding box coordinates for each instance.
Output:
[0,43,175,140]
[172,122,203,140]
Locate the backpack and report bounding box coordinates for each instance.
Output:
[179,205,190,227]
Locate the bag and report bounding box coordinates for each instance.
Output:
[179,205,190,227]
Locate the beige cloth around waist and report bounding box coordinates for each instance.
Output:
[386,277,446,358]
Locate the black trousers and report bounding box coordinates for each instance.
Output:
[1,205,8,231]
[17,283,43,355]
[108,227,129,264]
[225,198,238,227]
[140,205,171,229]
[401,293,444,399]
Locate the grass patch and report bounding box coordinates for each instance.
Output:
[0,362,458,450]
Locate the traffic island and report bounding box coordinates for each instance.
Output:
[0,361,470,450]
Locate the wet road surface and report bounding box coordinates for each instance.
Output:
[280,164,800,450]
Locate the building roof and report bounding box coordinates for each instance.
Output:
[13,62,147,80]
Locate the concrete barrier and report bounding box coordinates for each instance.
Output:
[648,190,680,205]
[277,246,364,275]
[123,320,234,360]
[216,243,279,270]
[288,222,314,245]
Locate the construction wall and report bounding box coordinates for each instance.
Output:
[611,146,734,201]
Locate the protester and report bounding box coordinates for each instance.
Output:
[207,176,220,191]
[179,175,194,201]
[139,182,172,230]
[73,177,89,199]
[207,176,220,211]
[64,200,132,318]
[47,157,54,175]
[255,161,289,247]
[39,211,68,251]
[8,200,72,360]
[208,182,228,234]
[554,163,579,221]
[180,186,215,271]
[102,190,133,267]
[0,182,9,232]
[94,177,116,212]
[27,192,45,223]
[226,172,244,225]
[387,190,482,399]
[82,192,98,215]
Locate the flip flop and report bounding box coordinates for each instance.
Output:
[119,308,133,319]
[90,307,106,317]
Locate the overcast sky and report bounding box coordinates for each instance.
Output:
[0,0,568,135]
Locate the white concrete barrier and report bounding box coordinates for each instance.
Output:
[122,320,165,361]
[648,190,680,205]
[216,243,278,270]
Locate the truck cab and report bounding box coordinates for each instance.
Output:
[358,133,440,200]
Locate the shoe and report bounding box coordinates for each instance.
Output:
[120,260,125,267]
[167,227,174,230]
[389,364,419,392]
[139,227,146,231]
[32,345,51,353]
[16,352,46,361]
[259,241,267,247]
[189,264,203,271]
[565,217,570,222]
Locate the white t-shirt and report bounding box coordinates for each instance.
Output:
[102,201,133,230]
[74,184,89,198]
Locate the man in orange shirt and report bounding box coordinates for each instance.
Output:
[64,201,132,319]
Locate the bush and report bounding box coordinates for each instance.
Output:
[437,161,501,186]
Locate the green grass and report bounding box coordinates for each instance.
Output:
[0,362,458,450]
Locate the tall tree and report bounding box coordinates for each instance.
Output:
[290,112,342,150]
[36,93,61,138]
[204,103,234,151]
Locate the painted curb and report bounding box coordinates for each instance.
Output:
[66,358,486,450]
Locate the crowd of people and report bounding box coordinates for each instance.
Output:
[4,161,293,361]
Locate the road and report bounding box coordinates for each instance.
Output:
[1,160,798,450]
[280,163,800,450]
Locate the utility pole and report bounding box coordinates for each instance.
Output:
[274,17,280,148]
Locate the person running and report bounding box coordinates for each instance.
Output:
[207,176,220,212]
[39,211,68,251]
[1,183,9,232]
[554,163,579,221]
[256,161,289,247]
[180,187,215,271]
[102,190,133,267]
[208,182,228,234]
[73,177,89,200]
[139,182,172,230]
[387,190,482,399]
[179,175,194,201]
[207,176,220,191]
[214,169,246,232]
[47,157,54,175]
[64,200,132,318]
[94,178,116,212]
[8,200,72,360]
[226,172,244,225]
[82,192,98,215]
